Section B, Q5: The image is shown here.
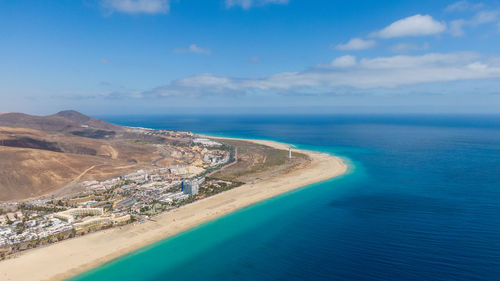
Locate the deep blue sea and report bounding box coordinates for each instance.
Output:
[71,114,500,281]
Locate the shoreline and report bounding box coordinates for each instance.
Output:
[0,137,347,281]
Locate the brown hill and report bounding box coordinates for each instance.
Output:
[51,110,122,131]
[0,110,122,138]
[0,111,175,202]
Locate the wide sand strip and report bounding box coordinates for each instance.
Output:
[0,138,347,281]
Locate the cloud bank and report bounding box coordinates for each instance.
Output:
[110,52,500,99]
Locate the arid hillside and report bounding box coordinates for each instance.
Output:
[0,111,188,202]
[0,110,121,134]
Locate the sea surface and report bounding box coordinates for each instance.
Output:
[71,114,500,281]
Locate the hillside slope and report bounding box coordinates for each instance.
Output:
[0,111,175,201]
[0,110,122,136]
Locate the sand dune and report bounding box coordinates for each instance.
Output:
[0,138,347,281]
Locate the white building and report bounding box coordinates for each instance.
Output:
[169,165,187,176]
[54,208,104,223]
[193,138,222,147]
[182,180,199,195]
[6,213,16,222]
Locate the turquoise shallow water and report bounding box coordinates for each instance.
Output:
[72,115,500,281]
[71,145,360,281]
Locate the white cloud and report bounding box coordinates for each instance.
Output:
[173,44,211,55]
[450,19,467,36]
[473,10,500,24]
[100,0,169,14]
[372,14,446,38]
[335,38,376,51]
[390,42,430,53]
[129,52,500,99]
[358,53,480,69]
[449,10,500,36]
[331,55,357,68]
[445,1,484,13]
[225,0,289,9]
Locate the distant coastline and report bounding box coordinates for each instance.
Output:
[0,136,347,281]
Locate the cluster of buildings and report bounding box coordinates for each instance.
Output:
[127,127,194,139]
[0,135,237,258]
[0,209,72,252]
[193,138,222,147]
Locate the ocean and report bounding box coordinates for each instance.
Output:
[70,114,500,281]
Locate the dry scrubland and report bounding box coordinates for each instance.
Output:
[212,138,310,182]
[0,111,193,201]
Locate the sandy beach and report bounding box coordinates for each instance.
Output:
[0,138,347,281]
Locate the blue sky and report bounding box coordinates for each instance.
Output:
[1,0,500,115]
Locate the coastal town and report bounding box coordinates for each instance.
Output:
[0,111,344,281]
[0,130,240,259]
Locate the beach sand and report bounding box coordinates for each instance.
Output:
[0,138,347,281]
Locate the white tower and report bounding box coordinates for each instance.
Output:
[288,147,292,159]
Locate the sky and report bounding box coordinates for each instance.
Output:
[1,0,500,115]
